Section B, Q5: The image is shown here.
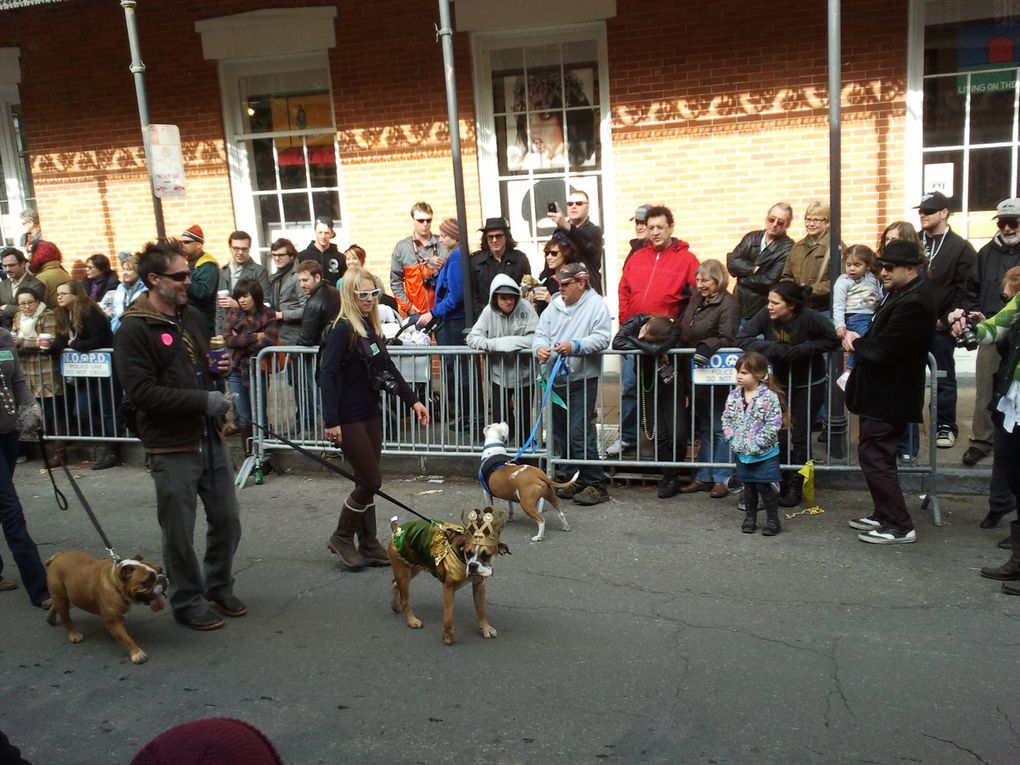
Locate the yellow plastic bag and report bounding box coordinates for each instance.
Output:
[798,460,815,505]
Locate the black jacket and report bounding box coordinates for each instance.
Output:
[962,234,1020,315]
[82,271,119,302]
[736,306,840,389]
[846,275,936,424]
[922,228,976,328]
[299,242,345,287]
[298,282,340,347]
[470,248,532,316]
[113,294,217,452]
[726,230,795,320]
[611,313,680,388]
[52,306,112,353]
[565,219,604,294]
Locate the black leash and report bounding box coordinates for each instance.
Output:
[37,432,119,561]
[36,431,68,512]
[250,422,435,525]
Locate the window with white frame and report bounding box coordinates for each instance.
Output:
[0,86,35,248]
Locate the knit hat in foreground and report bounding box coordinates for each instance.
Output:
[181,225,204,244]
[439,218,459,240]
[131,717,284,765]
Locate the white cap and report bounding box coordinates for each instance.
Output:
[994,198,1020,218]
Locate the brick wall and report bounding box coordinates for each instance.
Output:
[0,0,909,287]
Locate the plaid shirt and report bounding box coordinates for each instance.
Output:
[224,306,279,382]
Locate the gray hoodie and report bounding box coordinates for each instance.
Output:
[532,284,612,383]
[466,273,538,386]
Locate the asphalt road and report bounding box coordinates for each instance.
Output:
[1,460,1018,764]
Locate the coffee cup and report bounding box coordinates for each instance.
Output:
[217,289,231,306]
[37,333,53,350]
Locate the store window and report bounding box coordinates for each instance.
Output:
[474,30,611,272]
[923,7,1020,241]
[0,89,35,248]
[221,61,343,260]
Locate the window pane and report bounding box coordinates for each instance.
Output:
[969,73,1017,145]
[312,191,340,223]
[969,147,1014,211]
[922,150,963,210]
[563,107,599,170]
[279,149,308,190]
[282,193,310,227]
[924,76,965,147]
[308,144,338,187]
[249,139,279,192]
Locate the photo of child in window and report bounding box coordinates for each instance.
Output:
[505,68,597,172]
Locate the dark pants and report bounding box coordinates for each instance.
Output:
[931,330,957,433]
[491,382,532,443]
[858,417,913,532]
[287,355,318,437]
[551,378,605,490]
[992,412,1020,516]
[340,416,383,507]
[0,430,49,605]
[436,317,477,433]
[782,379,826,467]
[641,373,688,479]
[149,440,241,618]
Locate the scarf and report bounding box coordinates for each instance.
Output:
[17,302,46,340]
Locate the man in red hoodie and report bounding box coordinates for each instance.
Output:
[606,206,699,457]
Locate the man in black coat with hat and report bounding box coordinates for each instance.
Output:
[843,239,936,544]
[470,217,532,317]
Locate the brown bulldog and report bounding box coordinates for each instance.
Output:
[45,551,168,665]
[481,422,577,542]
[388,509,510,645]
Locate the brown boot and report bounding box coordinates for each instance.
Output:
[981,521,1020,581]
[357,504,391,567]
[328,501,365,569]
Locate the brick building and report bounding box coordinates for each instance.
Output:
[0,0,1016,309]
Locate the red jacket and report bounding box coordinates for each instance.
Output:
[619,239,700,323]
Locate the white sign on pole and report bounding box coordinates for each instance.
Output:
[148,124,186,198]
[923,163,954,198]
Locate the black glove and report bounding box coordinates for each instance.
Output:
[693,343,711,367]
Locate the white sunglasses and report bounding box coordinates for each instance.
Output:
[354,288,381,299]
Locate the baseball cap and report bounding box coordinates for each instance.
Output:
[914,191,950,212]
[630,205,652,222]
[993,198,1020,219]
[554,262,590,284]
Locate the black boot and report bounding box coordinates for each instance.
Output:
[328,500,366,569]
[91,445,122,471]
[761,484,781,536]
[981,521,1020,581]
[741,485,758,533]
[658,474,680,499]
[778,473,804,508]
[357,504,391,567]
[980,508,1012,529]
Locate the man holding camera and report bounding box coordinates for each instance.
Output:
[843,240,936,544]
[390,202,446,318]
[547,190,604,294]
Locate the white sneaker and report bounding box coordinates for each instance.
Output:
[836,371,850,391]
[936,426,956,449]
[605,438,634,457]
[858,526,916,544]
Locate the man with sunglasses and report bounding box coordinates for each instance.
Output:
[726,203,795,324]
[547,190,604,293]
[115,240,244,630]
[843,239,936,544]
[469,217,531,317]
[390,202,447,318]
[914,191,977,450]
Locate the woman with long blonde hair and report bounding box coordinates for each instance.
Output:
[318,267,429,569]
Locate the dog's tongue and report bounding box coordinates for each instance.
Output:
[150,593,167,612]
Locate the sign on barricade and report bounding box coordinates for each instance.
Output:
[61,351,113,378]
[691,352,740,386]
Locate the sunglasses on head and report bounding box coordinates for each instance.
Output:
[354,288,381,299]
[158,271,190,282]
[997,218,1019,230]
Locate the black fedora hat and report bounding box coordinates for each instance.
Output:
[479,216,510,232]
[878,239,924,266]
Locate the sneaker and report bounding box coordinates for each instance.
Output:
[0,577,18,591]
[572,485,610,506]
[962,446,988,466]
[858,526,917,544]
[604,438,634,457]
[848,514,882,531]
[898,454,915,467]
[935,426,956,449]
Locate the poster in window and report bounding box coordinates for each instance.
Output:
[503,176,601,243]
[502,67,598,173]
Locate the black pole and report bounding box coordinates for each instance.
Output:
[827,0,847,461]
[121,0,166,239]
[437,0,474,325]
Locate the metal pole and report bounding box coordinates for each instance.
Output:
[437,0,474,325]
[826,0,847,460]
[120,0,166,239]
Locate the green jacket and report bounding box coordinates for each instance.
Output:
[187,252,219,336]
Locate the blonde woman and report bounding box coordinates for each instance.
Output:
[318,267,429,569]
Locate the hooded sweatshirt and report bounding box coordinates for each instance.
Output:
[532,283,612,384]
[466,273,537,386]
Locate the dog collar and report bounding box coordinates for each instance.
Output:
[482,442,505,451]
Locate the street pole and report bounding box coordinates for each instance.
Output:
[120,0,165,239]
[827,0,847,461]
[437,0,474,325]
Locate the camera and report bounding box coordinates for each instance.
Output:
[956,319,978,351]
[547,202,557,213]
[371,370,401,396]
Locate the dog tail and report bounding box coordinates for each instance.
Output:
[44,553,60,568]
[543,470,580,490]
[390,516,400,534]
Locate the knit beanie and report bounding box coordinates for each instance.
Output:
[439,218,459,241]
[131,717,284,765]
[181,225,204,244]
[29,240,62,273]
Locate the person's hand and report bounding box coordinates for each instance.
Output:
[275,311,283,321]
[255,332,266,344]
[416,311,434,327]
[412,401,429,427]
[534,286,550,303]
[546,205,568,230]
[205,391,233,417]
[325,425,342,446]
[553,341,574,356]
[218,295,238,309]
[12,335,22,349]
[841,330,860,353]
[836,327,846,339]
[947,308,966,337]
[215,353,231,374]
[536,346,551,362]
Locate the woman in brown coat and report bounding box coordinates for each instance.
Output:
[10,287,64,463]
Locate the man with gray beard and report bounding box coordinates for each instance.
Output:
[960,198,1020,533]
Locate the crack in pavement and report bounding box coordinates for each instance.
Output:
[996,705,1020,745]
[921,732,989,764]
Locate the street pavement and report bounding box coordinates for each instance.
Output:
[1,460,1018,764]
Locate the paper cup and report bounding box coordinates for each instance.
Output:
[37,333,53,349]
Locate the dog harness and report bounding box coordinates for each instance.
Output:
[391,520,466,581]
[478,448,514,499]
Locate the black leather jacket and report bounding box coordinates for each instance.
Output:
[298,282,340,346]
[726,230,794,320]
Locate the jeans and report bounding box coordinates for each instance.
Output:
[930,330,957,433]
[694,385,732,484]
[0,430,49,605]
[227,370,253,428]
[552,377,605,490]
[844,312,872,371]
[149,441,241,617]
[619,354,637,443]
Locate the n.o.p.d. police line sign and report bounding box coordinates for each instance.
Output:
[60,351,113,378]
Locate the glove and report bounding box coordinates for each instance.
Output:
[17,403,43,435]
[693,343,711,368]
[205,391,233,417]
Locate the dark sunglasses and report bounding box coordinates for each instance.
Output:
[997,218,1019,230]
[766,216,789,226]
[544,248,561,256]
[414,217,433,224]
[158,271,190,282]
[566,200,586,206]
